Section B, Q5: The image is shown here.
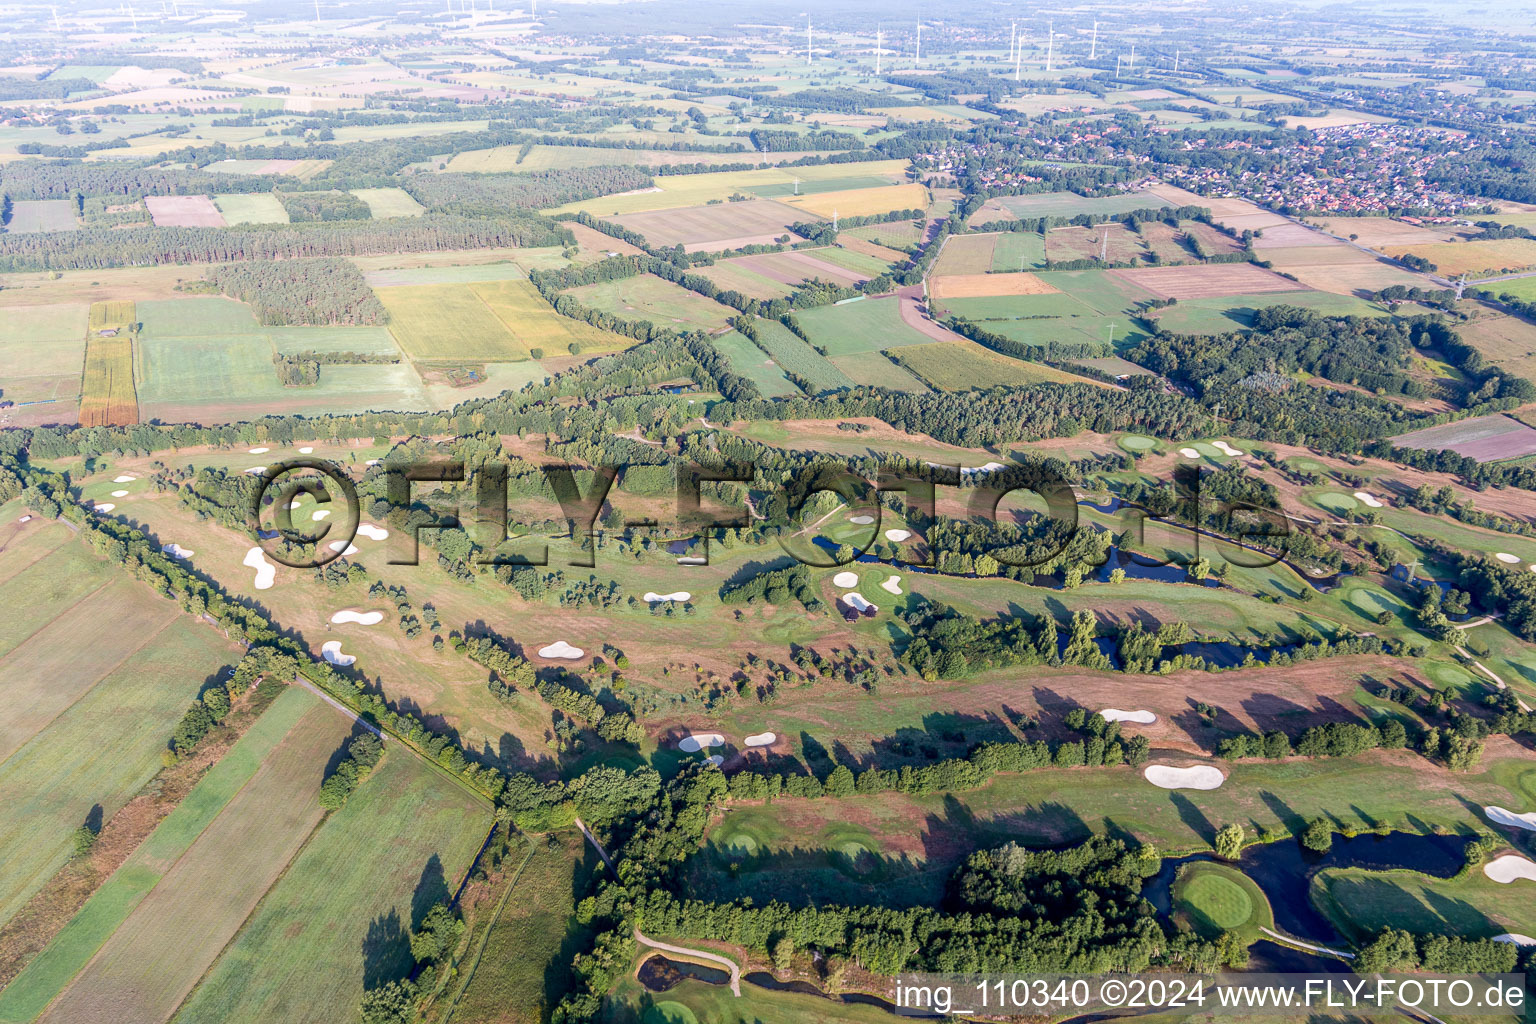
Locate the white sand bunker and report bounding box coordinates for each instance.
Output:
[1353,492,1384,508]
[320,640,355,667]
[842,592,877,613]
[248,446,270,454]
[365,458,381,466]
[1144,764,1225,790]
[833,570,860,588]
[849,514,875,525]
[243,547,275,590]
[880,575,902,595]
[677,556,707,565]
[1485,855,1536,884]
[356,523,389,541]
[1179,447,1200,458]
[1485,806,1536,831]
[111,489,129,497]
[706,754,724,767]
[1101,708,1157,724]
[161,543,194,559]
[642,591,690,603]
[328,540,360,556]
[312,509,331,520]
[538,640,584,660]
[885,528,911,542]
[244,467,267,476]
[331,610,384,625]
[112,475,135,483]
[1212,441,1243,456]
[298,446,314,454]
[17,515,30,523]
[1493,934,1536,946]
[961,461,1006,475]
[1497,552,1521,564]
[93,503,115,512]
[678,732,725,752]
[745,732,776,747]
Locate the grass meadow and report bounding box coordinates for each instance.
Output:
[791,297,936,355]
[893,341,1095,389]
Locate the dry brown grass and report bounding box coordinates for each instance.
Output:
[929,272,1060,299]
[78,335,137,427]
[836,234,908,263]
[1113,263,1308,300]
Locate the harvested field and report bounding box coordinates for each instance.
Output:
[449,143,778,173]
[212,193,289,225]
[609,199,806,251]
[840,220,923,250]
[1112,263,1307,300]
[1385,239,1536,279]
[565,221,644,258]
[836,234,908,263]
[931,234,997,277]
[546,161,909,217]
[376,283,528,361]
[79,334,137,427]
[4,201,77,233]
[562,274,737,331]
[1046,223,1148,264]
[1456,311,1536,380]
[827,351,930,393]
[693,259,795,302]
[970,191,1172,224]
[1391,414,1536,463]
[349,187,425,219]
[171,752,491,1024]
[781,183,930,219]
[470,278,618,356]
[730,250,871,287]
[1313,216,1470,248]
[930,272,1059,300]
[143,195,225,228]
[1248,221,1338,248]
[893,341,1098,390]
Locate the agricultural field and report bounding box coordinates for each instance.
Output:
[0,304,87,409]
[79,333,137,427]
[779,183,929,220]
[711,330,800,397]
[929,271,1059,301]
[348,187,424,218]
[1112,263,1308,300]
[969,190,1173,224]
[991,231,1048,271]
[1454,307,1536,381]
[3,201,77,233]
[1384,238,1536,279]
[211,193,290,225]
[376,283,531,361]
[693,258,796,302]
[1391,413,1536,462]
[825,350,930,393]
[746,320,854,393]
[839,218,924,250]
[562,274,738,332]
[722,249,874,289]
[543,160,910,217]
[1147,290,1382,334]
[608,199,807,251]
[170,750,492,1024]
[931,233,997,277]
[1045,222,1150,263]
[142,195,225,228]
[893,340,1096,390]
[470,278,622,357]
[791,296,941,355]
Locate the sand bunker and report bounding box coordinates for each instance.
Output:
[885,528,911,542]
[706,754,725,767]
[112,475,135,483]
[1144,764,1224,790]
[538,640,584,660]
[17,515,30,523]
[1484,855,1536,884]
[1353,491,1384,508]
[298,446,314,454]
[244,467,267,476]
[1101,708,1157,724]
[320,640,356,667]
[365,459,381,466]
[161,543,194,559]
[849,514,875,525]
[842,592,877,613]
[1485,806,1536,831]
[677,556,707,565]
[111,490,129,497]
[356,523,389,541]
[833,571,860,588]
[248,446,270,454]
[328,540,360,556]
[1493,934,1536,946]
[1179,447,1200,458]
[243,547,275,590]
[1497,552,1521,564]
[312,509,331,520]
[962,461,1006,475]
[1212,441,1243,456]
[745,732,776,747]
[331,610,384,625]
[678,732,725,752]
[642,591,691,602]
[93,503,115,512]
[880,575,902,595]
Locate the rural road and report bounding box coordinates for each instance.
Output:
[294,676,382,737]
[1452,648,1533,712]
[574,817,743,996]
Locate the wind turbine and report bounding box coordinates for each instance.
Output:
[1173,50,1180,74]
[51,5,61,29]
[1089,21,1098,60]
[1014,29,1023,81]
[1115,54,1121,79]
[1129,43,1136,71]
[875,24,882,75]
[915,21,921,65]
[1009,20,1017,65]
[313,0,321,23]
[806,15,812,67]
[1045,21,1055,74]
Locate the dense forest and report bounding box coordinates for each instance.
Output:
[206,257,386,326]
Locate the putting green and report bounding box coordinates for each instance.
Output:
[1172,862,1270,941]
[1119,434,1158,451]
[1180,871,1252,929]
[715,827,762,859]
[644,1001,701,1024]
[1192,442,1223,458]
[1315,492,1358,513]
[1344,587,1404,618]
[835,839,878,873]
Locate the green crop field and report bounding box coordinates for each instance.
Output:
[840,219,923,249]
[267,326,401,355]
[968,315,1147,353]
[1152,291,1382,333]
[171,752,493,1024]
[803,245,896,276]
[448,830,596,1024]
[791,297,937,355]
[562,274,738,332]
[747,320,854,393]
[350,187,425,218]
[212,193,290,225]
[828,350,930,392]
[894,341,1094,389]
[992,231,1048,271]
[942,292,1096,319]
[712,330,800,397]
[0,543,239,929]
[1034,271,1159,315]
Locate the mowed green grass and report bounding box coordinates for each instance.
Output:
[449,830,596,1024]
[791,296,936,355]
[350,187,425,219]
[828,350,930,393]
[0,542,239,927]
[712,331,800,397]
[212,193,290,225]
[171,752,493,1024]
[992,231,1048,271]
[894,341,1095,389]
[1152,291,1384,333]
[0,685,321,1022]
[1310,865,1536,943]
[977,315,1147,354]
[1172,862,1273,944]
[562,274,738,332]
[605,975,896,1024]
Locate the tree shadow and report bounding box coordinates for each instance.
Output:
[1170,793,1216,845]
[411,854,449,931]
[361,909,408,990]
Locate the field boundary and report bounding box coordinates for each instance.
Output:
[438,840,537,1024]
